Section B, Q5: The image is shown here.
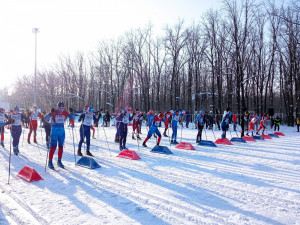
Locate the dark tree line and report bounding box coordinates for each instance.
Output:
[1,0,299,125]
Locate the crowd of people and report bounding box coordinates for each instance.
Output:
[0,102,298,170]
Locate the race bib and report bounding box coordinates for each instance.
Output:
[0,114,5,123]
[155,121,160,126]
[31,112,38,120]
[55,115,65,124]
[123,114,129,123]
[12,114,21,126]
[83,114,93,126]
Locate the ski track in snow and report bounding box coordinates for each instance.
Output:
[0,124,300,225]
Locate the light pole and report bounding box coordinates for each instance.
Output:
[32,28,39,106]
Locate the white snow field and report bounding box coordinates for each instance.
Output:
[0,122,299,225]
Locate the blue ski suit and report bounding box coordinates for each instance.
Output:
[171,113,180,141]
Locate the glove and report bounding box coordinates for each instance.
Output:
[69,108,73,113]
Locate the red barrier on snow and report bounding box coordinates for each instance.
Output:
[214,138,233,145]
[274,132,285,136]
[17,166,43,183]
[117,149,141,160]
[261,135,271,139]
[242,136,256,142]
[175,142,196,150]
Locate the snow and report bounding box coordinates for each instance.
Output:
[0,122,300,225]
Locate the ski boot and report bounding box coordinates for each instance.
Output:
[0,141,4,148]
[132,136,136,140]
[57,159,65,169]
[137,136,142,140]
[48,159,54,170]
[86,149,94,157]
[13,147,18,156]
[163,132,168,137]
[156,142,160,146]
[142,142,147,147]
[27,139,31,144]
[92,136,96,139]
[119,146,124,151]
[173,140,179,145]
[34,140,38,144]
[77,149,83,157]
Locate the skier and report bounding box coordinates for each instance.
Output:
[296,116,300,132]
[171,110,181,144]
[142,113,165,147]
[132,109,142,140]
[9,106,28,155]
[103,110,111,127]
[0,108,9,147]
[27,105,41,144]
[221,108,231,139]
[116,106,132,151]
[43,108,54,149]
[163,110,172,137]
[240,108,249,137]
[185,110,190,128]
[215,109,221,130]
[147,109,156,137]
[68,108,75,128]
[77,106,96,157]
[45,102,74,169]
[248,114,259,136]
[196,110,205,143]
[257,114,267,135]
[274,115,281,131]
[232,112,237,131]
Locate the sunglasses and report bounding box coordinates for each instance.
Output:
[59,107,64,109]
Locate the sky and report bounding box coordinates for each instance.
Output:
[0,0,222,91]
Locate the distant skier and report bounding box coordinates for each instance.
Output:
[171,110,181,144]
[142,113,165,147]
[77,106,96,157]
[103,110,111,127]
[45,102,74,169]
[232,112,237,131]
[196,110,205,143]
[296,116,300,132]
[274,115,281,131]
[163,110,172,137]
[116,106,132,151]
[27,105,42,144]
[132,109,142,140]
[0,108,9,147]
[240,108,249,137]
[221,108,231,139]
[256,114,267,135]
[185,110,190,128]
[43,108,54,149]
[248,114,259,136]
[9,106,28,155]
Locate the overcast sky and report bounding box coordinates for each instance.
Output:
[0,0,223,90]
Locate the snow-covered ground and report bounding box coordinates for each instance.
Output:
[0,122,299,225]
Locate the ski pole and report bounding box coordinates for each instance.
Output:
[102,125,111,157]
[40,127,44,144]
[44,140,50,172]
[211,127,217,141]
[71,127,76,164]
[22,126,25,147]
[8,126,12,184]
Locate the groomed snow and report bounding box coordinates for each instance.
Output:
[0,122,299,225]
